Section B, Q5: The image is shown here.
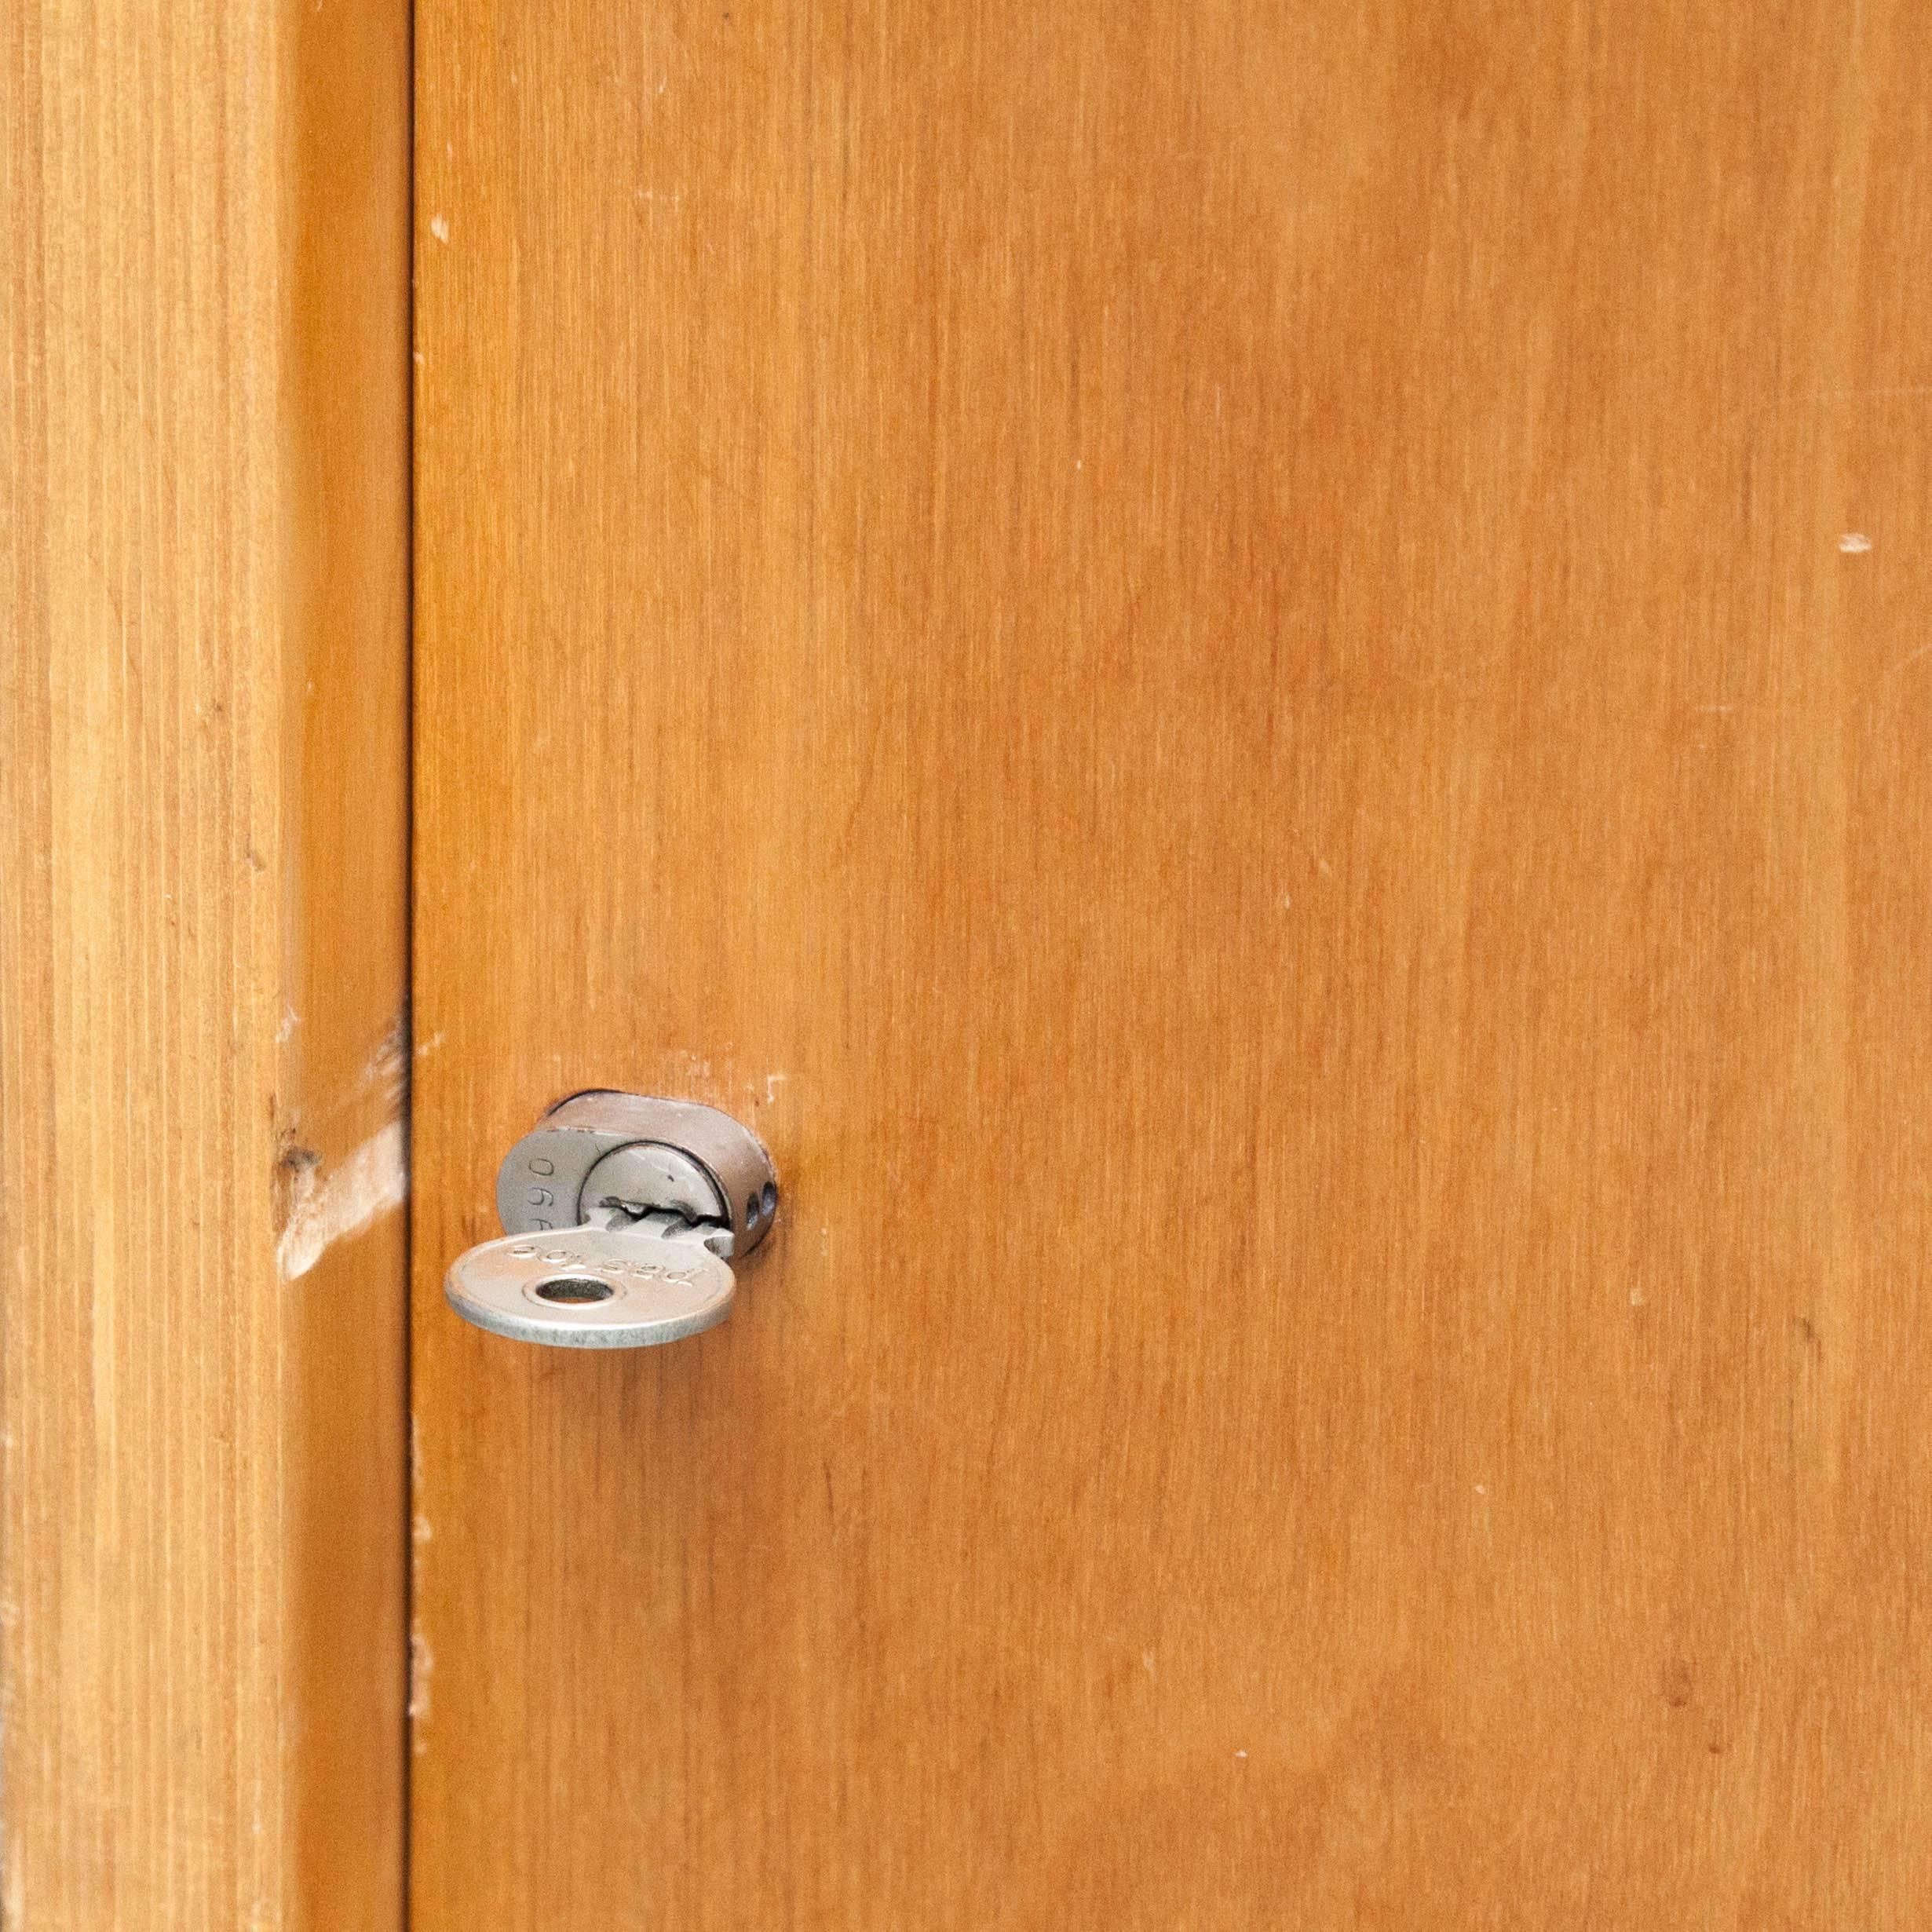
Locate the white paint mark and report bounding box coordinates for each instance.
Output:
[276,1005,300,1045]
[1280,894,1291,910]
[278,1120,407,1280]
[1234,1749,1248,1760]
[429,214,450,243]
[764,1072,787,1103]
[412,351,425,367]
[1839,531,1872,553]
[1630,1287,1645,1307]
[413,1513,434,1546]
[415,1029,446,1061]
[1474,1484,1488,1496]
[408,1630,434,1737]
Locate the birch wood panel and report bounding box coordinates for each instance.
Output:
[414,1,1932,1923]
[2,3,410,1926]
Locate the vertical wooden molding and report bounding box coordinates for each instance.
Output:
[1,2,411,1927]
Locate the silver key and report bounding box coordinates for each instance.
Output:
[446,1210,736,1349]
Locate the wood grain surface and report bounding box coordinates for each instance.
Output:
[2,4,411,1927]
[413,1,1932,1923]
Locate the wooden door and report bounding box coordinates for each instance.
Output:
[7,5,411,1926]
[412,2,1932,1923]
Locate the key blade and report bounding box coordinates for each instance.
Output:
[445,1225,736,1349]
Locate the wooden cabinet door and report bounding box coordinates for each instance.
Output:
[411,2,1932,1923]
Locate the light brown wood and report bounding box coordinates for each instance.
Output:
[2,4,411,1927]
[412,2,1932,1923]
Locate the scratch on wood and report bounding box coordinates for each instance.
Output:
[277,1120,408,1279]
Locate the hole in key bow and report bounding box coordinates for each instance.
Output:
[533,1275,616,1305]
